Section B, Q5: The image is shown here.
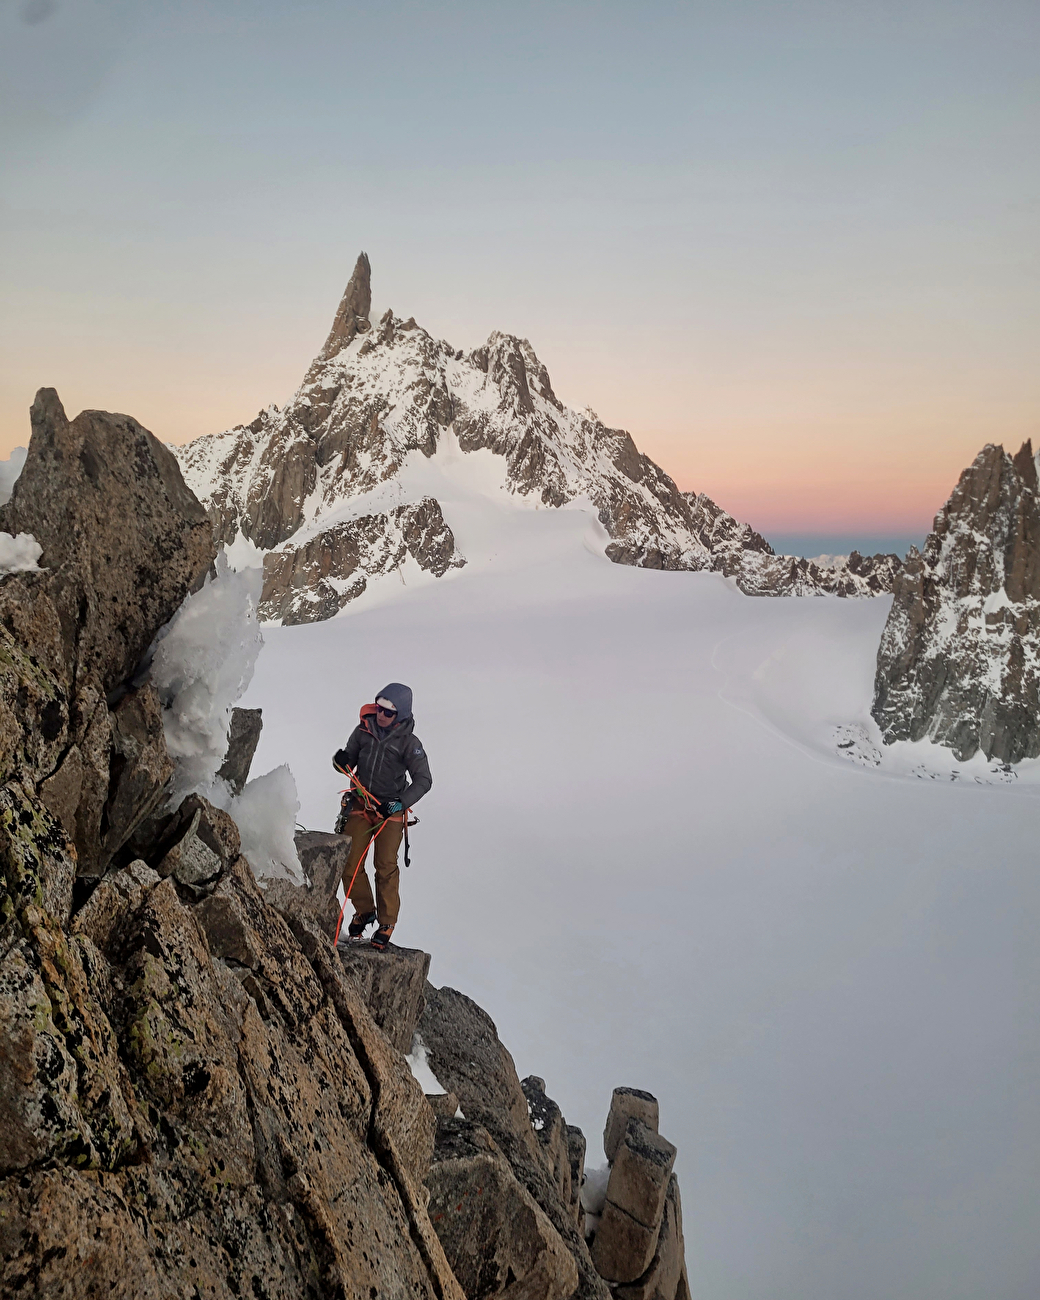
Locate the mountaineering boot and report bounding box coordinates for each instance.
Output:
[346,910,377,940]
[370,924,395,951]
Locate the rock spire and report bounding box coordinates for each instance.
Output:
[317,250,372,361]
[873,440,1040,763]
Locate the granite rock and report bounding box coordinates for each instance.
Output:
[591,1198,661,1285]
[263,828,351,939]
[260,497,464,624]
[426,1116,579,1300]
[604,1087,660,1161]
[522,1074,574,1217]
[615,1175,687,1300]
[420,984,611,1300]
[605,1119,676,1231]
[873,440,1040,762]
[316,251,372,362]
[99,683,173,870]
[336,940,432,1053]
[217,705,263,793]
[1,388,216,699]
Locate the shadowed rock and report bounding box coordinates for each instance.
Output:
[216,706,263,794]
[98,684,174,873]
[566,1124,588,1235]
[2,389,215,699]
[0,577,72,795]
[522,1075,575,1221]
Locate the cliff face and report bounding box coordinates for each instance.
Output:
[174,255,900,620]
[0,390,464,1299]
[873,441,1040,764]
[0,389,690,1298]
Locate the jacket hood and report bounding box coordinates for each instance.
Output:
[376,682,413,720]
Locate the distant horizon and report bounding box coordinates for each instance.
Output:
[765,531,925,560]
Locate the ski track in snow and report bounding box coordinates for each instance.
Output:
[239,468,1040,1300]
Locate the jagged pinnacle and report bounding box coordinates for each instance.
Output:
[318,252,372,360]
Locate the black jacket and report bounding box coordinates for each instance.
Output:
[337,706,432,810]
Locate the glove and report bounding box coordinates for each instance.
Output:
[333,748,349,771]
[380,800,403,817]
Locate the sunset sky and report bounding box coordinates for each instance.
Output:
[2,0,1037,540]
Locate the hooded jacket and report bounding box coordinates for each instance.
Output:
[337,704,432,810]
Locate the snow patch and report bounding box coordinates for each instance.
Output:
[0,531,42,572]
[228,765,304,883]
[834,723,881,768]
[223,529,266,572]
[406,1033,451,1098]
[147,552,304,883]
[581,1161,610,1239]
[149,553,265,805]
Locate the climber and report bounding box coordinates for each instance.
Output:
[332,682,433,950]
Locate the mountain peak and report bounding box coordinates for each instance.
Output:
[175,267,903,621]
[318,252,372,361]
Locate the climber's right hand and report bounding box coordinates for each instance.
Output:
[333,748,350,771]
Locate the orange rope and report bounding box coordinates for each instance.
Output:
[334,817,390,943]
[332,759,398,944]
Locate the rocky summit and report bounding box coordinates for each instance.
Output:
[873,440,1040,764]
[174,254,900,621]
[0,388,690,1297]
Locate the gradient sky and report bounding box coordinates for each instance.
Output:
[2,0,1038,534]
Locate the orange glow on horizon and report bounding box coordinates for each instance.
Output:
[1,363,1035,540]
[1,314,1036,540]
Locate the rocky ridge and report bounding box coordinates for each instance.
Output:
[175,254,901,621]
[873,440,1040,764]
[685,492,902,597]
[0,390,690,1297]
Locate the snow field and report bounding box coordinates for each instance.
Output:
[240,477,1040,1300]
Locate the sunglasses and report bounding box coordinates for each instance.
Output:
[375,704,398,717]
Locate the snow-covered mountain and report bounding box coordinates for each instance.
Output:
[175,254,900,622]
[873,439,1040,763]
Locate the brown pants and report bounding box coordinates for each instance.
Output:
[341,813,405,927]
